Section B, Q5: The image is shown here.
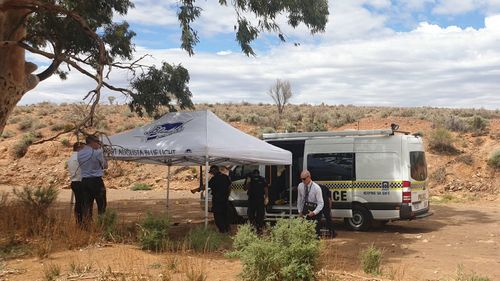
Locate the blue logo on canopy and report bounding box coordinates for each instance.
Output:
[144,122,185,141]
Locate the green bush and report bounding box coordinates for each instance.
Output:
[488,149,500,169]
[131,183,152,191]
[188,226,230,252]
[428,128,456,153]
[444,116,469,132]
[97,209,118,241]
[231,219,320,281]
[12,186,59,218]
[138,212,170,251]
[360,244,382,275]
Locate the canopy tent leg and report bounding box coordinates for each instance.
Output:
[204,160,209,228]
[289,164,292,218]
[166,165,171,209]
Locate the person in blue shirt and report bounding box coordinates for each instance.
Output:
[78,135,108,224]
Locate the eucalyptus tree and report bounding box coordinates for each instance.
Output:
[0,0,329,135]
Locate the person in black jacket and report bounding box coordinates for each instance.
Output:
[245,169,268,233]
[209,165,232,233]
[319,184,337,238]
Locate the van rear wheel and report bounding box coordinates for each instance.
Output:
[345,205,372,231]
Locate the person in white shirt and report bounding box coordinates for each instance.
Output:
[297,170,324,237]
[67,142,85,226]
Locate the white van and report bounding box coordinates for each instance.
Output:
[226,126,432,231]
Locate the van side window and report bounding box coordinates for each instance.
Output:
[307,153,355,181]
[410,151,428,181]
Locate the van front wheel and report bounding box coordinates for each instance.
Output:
[345,205,372,231]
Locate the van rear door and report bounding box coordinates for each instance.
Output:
[409,151,429,212]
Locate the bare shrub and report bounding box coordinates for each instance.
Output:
[12,186,59,218]
[430,167,447,184]
[456,154,474,165]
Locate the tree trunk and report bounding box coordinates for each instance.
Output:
[0,2,38,135]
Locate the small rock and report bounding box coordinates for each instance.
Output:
[422,239,429,243]
[416,234,423,239]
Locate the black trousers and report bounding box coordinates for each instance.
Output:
[71,181,84,226]
[213,200,230,233]
[247,196,265,231]
[321,207,335,235]
[81,177,107,223]
[306,214,322,236]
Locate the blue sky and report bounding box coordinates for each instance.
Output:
[23,0,500,109]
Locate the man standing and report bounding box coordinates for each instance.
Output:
[67,142,85,226]
[245,169,268,233]
[78,135,108,224]
[208,165,232,233]
[297,170,324,237]
[319,184,337,238]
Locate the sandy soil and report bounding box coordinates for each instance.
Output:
[1,188,499,281]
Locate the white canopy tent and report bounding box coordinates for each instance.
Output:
[102,110,292,227]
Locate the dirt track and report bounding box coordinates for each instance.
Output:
[2,188,500,280]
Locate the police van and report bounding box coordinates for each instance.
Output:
[227,125,432,231]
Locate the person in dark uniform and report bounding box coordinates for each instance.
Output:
[244,169,268,233]
[319,184,337,238]
[208,165,232,233]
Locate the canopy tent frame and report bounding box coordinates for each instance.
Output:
[103,110,293,228]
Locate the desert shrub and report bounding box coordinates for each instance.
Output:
[97,209,118,241]
[50,123,68,132]
[488,149,500,169]
[17,118,33,131]
[284,122,297,133]
[243,113,262,125]
[131,183,152,191]
[444,116,469,132]
[60,138,71,147]
[185,266,208,281]
[430,166,447,184]
[1,130,14,139]
[261,127,276,134]
[232,219,320,281]
[455,265,491,281]
[360,244,382,275]
[11,133,38,158]
[428,128,456,153]
[228,114,242,122]
[116,122,136,133]
[138,212,170,251]
[456,154,474,165]
[12,186,59,218]
[188,226,230,252]
[43,263,61,281]
[7,115,22,125]
[469,115,488,133]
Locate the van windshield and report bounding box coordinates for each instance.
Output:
[410,151,427,181]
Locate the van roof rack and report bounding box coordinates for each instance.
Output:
[263,129,394,141]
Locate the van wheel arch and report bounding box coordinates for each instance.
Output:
[344,203,373,231]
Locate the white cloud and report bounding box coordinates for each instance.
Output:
[20,3,500,110]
